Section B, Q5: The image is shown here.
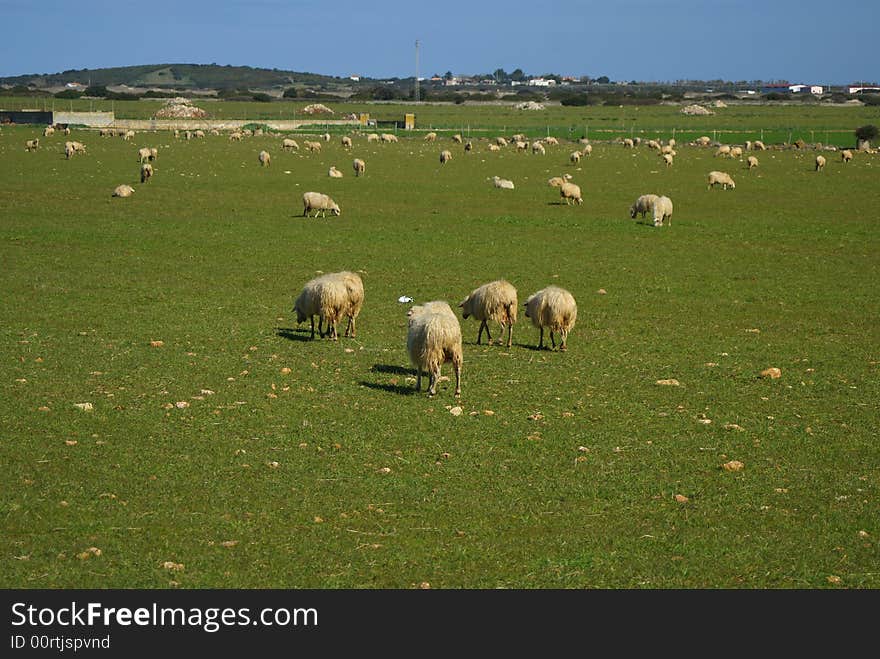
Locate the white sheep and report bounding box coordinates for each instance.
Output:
[707,171,735,189]
[380,133,398,143]
[122,130,135,141]
[341,136,353,149]
[662,153,674,167]
[305,141,322,152]
[112,184,135,198]
[661,144,674,155]
[695,136,711,147]
[337,271,364,338]
[841,149,853,163]
[667,138,676,148]
[544,136,559,146]
[570,150,581,164]
[406,301,463,397]
[25,138,39,152]
[515,140,528,152]
[258,150,271,167]
[328,166,343,178]
[495,136,509,147]
[730,146,743,159]
[292,273,348,340]
[321,132,331,142]
[194,130,206,139]
[366,133,380,143]
[815,155,826,172]
[532,142,546,155]
[623,138,635,148]
[488,144,501,152]
[747,155,759,170]
[140,163,153,183]
[559,181,583,205]
[548,174,573,188]
[464,141,473,152]
[452,134,463,143]
[581,144,593,156]
[646,139,661,151]
[43,126,55,137]
[491,176,515,190]
[524,286,577,351]
[282,138,300,150]
[458,280,518,347]
[424,132,437,142]
[753,140,766,150]
[353,158,366,177]
[630,194,659,219]
[302,191,341,218]
[440,149,453,164]
[652,195,673,227]
[229,132,243,141]
[715,145,732,157]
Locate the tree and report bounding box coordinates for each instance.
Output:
[855,124,877,150]
[283,87,298,98]
[444,71,454,81]
[595,76,610,84]
[510,68,525,82]
[493,68,508,83]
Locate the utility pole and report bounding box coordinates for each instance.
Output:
[414,40,420,103]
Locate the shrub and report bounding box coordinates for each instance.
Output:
[252,93,273,102]
[54,90,83,99]
[858,94,880,106]
[855,124,878,142]
[283,87,298,99]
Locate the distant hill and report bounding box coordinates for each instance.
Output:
[0,63,371,91]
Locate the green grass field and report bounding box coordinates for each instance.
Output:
[1,113,879,588]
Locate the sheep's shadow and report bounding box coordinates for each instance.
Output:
[362,363,419,396]
[275,327,313,342]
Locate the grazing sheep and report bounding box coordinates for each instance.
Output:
[440,149,453,164]
[464,141,473,152]
[570,150,581,164]
[259,150,271,167]
[753,140,766,150]
[305,141,322,152]
[841,149,853,163]
[524,286,577,351]
[488,144,501,152]
[630,194,659,220]
[707,170,735,189]
[380,133,398,143]
[623,138,634,148]
[747,155,759,170]
[122,130,135,141]
[43,126,55,137]
[667,138,676,148]
[646,139,661,151]
[341,136,353,149]
[662,153,674,167]
[695,136,712,147]
[652,195,673,227]
[328,166,343,178]
[367,133,380,143]
[715,145,732,157]
[660,144,674,155]
[458,280,518,347]
[581,144,593,156]
[337,271,364,338]
[815,155,826,171]
[302,191,341,218]
[25,138,39,152]
[292,273,348,340]
[112,184,135,198]
[730,146,743,159]
[452,134,463,143]
[321,132,331,142]
[515,140,529,152]
[424,132,437,142]
[491,175,515,190]
[64,142,76,159]
[532,142,546,155]
[495,136,509,147]
[745,140,753,151]
[544,136,559,146]
[559,181,583,205]
[353,158,366,177]
[406,301,463,397]
[194,130,205,139]
[140,163,153,183]
[229,131,243,141]
[548,174,573,188]
[282,138,300,150]
[633,137,642,147]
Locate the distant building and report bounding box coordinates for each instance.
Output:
[849,86,880,94]
[788,84,823,95]
[528,78,557,87]
[349,75,361,82]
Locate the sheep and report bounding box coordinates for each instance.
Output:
[321,132,331,142]
[524,286,577,351]
[64,142,76,159]
[337,271,364,338]
[464,141,473,152]
[667,138,676,148]
[559,181,583,205]
[662,153,674,167]
[695,136,711,147]
[353,158,366,177]
[532,142,546,155]
[515,140,528,152]
[380,133,398,143]
[137,147,152,163]
[707,170,735,189]
[305,141,322,152]
[406,302,463,397]
[122,130,135,141]
[632,137,642,147]
[112,184,135,198]
[491,175,515,190]
[548,174,573,188]
[328,166,343,178]
[623,138,635,148]
[745,140,753,151]
[440,149,453,165]
[150,147,158,161]
[140,163,153,183]
[544,136,559,146]
[43,126,55,137]
[841,149,853,163]
[341,136,353,149]
[581,144,593,156]
[815,155,826,172]
[652,195,673,227]
[302,191,341,218]
[292,273,348,340]
[715,145,732,157]
[488,144,501,152]
[229,131,243,141]
[630,194,659,220]
[570,150,581,164]
[452,134,463,143]
[25,138,39,152]
[282,138,300,150]
[194,130,206,139]
[646,139,661,151]
[660,144,675,155]
[747,155,759,170]
[730,146,743,159]
[753,140,766,150]
[424,132,437,142]
[458,280,518,347]
[366,133,380,143]
[495,136,508,147]
[258,150,271,167]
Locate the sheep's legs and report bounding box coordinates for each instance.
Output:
[538,327,545,349]
[477,320,491,345]
[309,316,316,339]
[453,358,462,398]
[415,368,422,392]
[550,331,557,349]
[427,368,439,396]
[559,330,567,352]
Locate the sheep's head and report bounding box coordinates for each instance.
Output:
[458,299,471,319]
[629,204,637,219]
[330,203,341,216]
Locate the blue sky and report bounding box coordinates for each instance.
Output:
[1,0,876,84]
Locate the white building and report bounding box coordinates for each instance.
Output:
[789,84,823,95]
[528,78,557,87]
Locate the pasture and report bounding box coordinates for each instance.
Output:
[1,115,879,588]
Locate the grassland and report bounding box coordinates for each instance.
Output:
[1,112,879,588]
